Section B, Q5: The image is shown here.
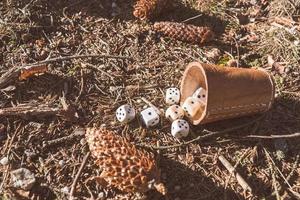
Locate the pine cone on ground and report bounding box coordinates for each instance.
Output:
[86,127,167,195]
[133,0,168,20]
[154,21,214,44]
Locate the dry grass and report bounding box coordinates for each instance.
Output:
[0,0,300,200]
[258,0,300,69]
[259,25,300,68]
[269,0,300,17]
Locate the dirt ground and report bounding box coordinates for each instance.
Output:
[0,0,299,199]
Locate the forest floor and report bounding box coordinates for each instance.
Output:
[0,0,300,199]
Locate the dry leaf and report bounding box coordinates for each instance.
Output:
[19,65,48,80]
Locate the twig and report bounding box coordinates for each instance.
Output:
[286,154,299,181]
[141,115,265,150]
[272,169,281,200]
[288,188,300,199]
[224,149,251,195]
[0,54,132,88]
[264,148,300,199]
[85,63,115,80]
[267,154,300,199]
[43,128,85,148]
[247,132,300,139]
[264,149,293,189]
[218,155,252,192]
[69,152,91,200]
[22,54,132,67]
[0,102,77,121]
[75,68,85,103]
[181,14,203,23]
[0,103,60,117]
[266,154,281,200]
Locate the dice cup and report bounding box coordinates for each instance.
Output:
[180,62,275,125]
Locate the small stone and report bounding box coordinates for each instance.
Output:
[0,157,9,166]
[136,99,142,104]
[98,192,105,199]
[249,18,256,22]
[10,168,36,190]
[61,186,69,194]
[80,138,86,146]
[58,160,65,167]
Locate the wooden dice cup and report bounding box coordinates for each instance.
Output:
[180,62,275,125]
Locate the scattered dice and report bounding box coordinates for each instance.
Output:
[192,87,207,104]
[165,87,180,105]
[182,97,203,118]
[171,119,189,138]
[165,105,184,121]
[141,107,160,128]
[116,105,136,123]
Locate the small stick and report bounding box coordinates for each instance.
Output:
[218,155,252,192]
[264,148,300,199]
[224,149,251,190]
[43,128,85,148]
[264,149,293,189]
[0,103,60,117]
[288,188,300,199]
[22,54,132,67]
[0,54,132,88]
[0,102,77,121]
[75,68,85,103]
[246,132,300,139]
[272,170,281,200]
[267,154,300,198]
[69,152,91,200]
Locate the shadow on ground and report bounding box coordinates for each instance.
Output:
[152,157,244,200]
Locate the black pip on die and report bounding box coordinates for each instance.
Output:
[192,87,207,104]
[165,87,180,105]
[141,107,160,128]
[165,105,185,121]
[182,97,203,118]
[116,105,136,123]
[171,119,190,138]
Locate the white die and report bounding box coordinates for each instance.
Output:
[171,119,189,138]
[165,87,180,105]
[141,107,160,128]
[192,87,207,104]
[165,105,185,122]
[116,105,136,123]
[182,97,202,118]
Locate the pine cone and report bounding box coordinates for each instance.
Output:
[133,0,168,20]
[86,128,167,195]
[154,21,214,44]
